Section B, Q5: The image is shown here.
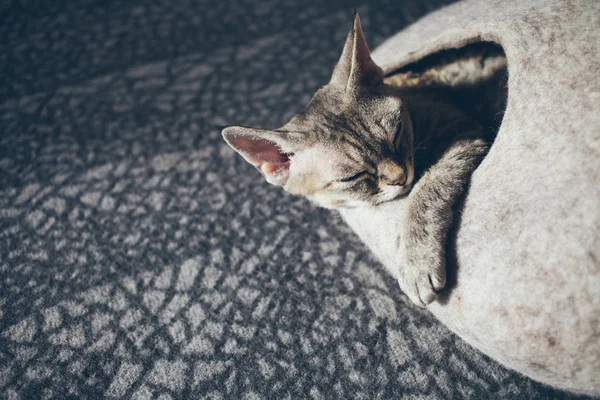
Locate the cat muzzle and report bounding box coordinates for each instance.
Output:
[378,160,408,187]
[389,173,407,186]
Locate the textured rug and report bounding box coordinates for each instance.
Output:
[0,0,595,398]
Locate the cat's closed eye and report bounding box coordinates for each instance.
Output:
[336,172,379,198]
[338,171,373,182]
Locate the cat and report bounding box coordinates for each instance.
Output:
[222,13,494,307]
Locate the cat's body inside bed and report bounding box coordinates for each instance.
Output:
[223,14,506,307]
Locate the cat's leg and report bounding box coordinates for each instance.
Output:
[399,137,489,306]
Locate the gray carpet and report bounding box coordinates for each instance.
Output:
[0,0,594,398]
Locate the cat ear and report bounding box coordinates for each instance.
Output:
[222,126,294,187]
[330,13,383,91]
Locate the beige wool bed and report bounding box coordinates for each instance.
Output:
[365,0,600,395]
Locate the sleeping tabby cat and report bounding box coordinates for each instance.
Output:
[222,14,494,307]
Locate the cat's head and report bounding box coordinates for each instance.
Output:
[222,14,414,209]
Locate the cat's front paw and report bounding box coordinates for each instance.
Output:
[397,246,446,307]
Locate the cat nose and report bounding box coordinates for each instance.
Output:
[389,172,407,186]
[379,161,407,186]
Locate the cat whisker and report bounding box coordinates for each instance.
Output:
[410,137,429,157]
[411,145,427,156]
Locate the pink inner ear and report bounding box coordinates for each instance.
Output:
[228,136,291,179]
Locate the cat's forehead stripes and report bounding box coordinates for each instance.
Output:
[291,103,395,163]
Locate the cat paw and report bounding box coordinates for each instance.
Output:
[397,255,446,307]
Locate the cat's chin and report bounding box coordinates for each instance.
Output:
[373,184,412,205]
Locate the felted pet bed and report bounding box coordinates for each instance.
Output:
[365,0,600,395]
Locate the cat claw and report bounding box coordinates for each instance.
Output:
[398,261,446,307]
